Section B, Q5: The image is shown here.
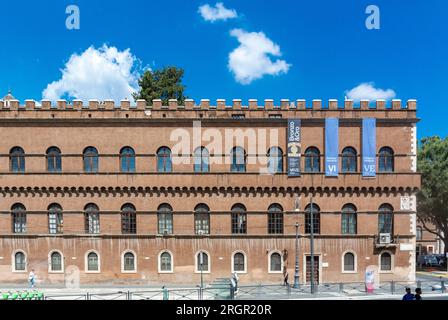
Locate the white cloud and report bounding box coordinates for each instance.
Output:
[345,82,396,101]
[198,2,237,22]
[228,29,291,85]
[42,45,140,103]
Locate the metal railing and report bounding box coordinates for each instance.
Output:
[12,279,442,301]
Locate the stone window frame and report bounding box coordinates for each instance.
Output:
[48,250,64,274]
[121,250,137,274]
[194,250,211,274]
[158,250,174,274]
[268,250,283,274]
[84,250,101,274]
[12,249,27,273]
[231,250,247,274]
[378,250,394,273]
[341,250,358,274]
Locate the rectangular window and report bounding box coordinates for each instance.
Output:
[49,213,63,234]
[13,213,26,233]
[378,213,393,234]
[158,214,173,234]
[268,213,284,234]
[86,213,100,234]
[122,214,137,234]
[195,213,210,235]
[231,213,247,234]
[341,214,357,235]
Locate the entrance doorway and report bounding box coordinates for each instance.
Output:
[305,255,320,284]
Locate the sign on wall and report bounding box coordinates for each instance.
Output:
[362,118,377,177]
[325,118,339,176]
[287,119,301,177]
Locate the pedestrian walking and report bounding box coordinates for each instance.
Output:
[232,272,239,293]
[28,269,36,289]
[402,287,414,301]
[414,287,422,300]
[283,268,289,286]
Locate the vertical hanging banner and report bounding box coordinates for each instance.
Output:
[287,119,301,177]
[362,118,376,177]
[325,118,339,176]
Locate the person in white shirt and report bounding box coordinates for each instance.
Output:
[28,269,36,289]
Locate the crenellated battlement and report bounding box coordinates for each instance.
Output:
[0,98,418,111]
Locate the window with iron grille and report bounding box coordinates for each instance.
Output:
[380,252,392,271]
[270,252,282,272]
[267,147,283,173]
[87,252,99,271]
[378,204,394,234]
[197,251,209,272]
[158,204,173,234]
[341,204,357,235]
[379,147,394,172]
[343,252,355,271]
[157,147,172,172]
[341,147,357,172]
[47,147,62,173]
[123,252,135,271]
[233,252,245,272]
[83,147,99,173]
[10,147,25,173]
[15,252,26,271]
[194,147,209,173]
[304,147,320,172]
[85,203,100,234]
[268,204,284,234]
[231,204,247,234]
[12,204,26,234]
[160,252,172,271]
[121,204,137,234]
[120,147,136,173]
[195,204,210,235]
[50,252,62,271]
[230,147,246,172]
[305,203,320,234]
[48,204,63,234]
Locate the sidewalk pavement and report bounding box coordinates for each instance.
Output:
[416,271,448,278]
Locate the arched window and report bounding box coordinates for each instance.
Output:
[341,147,357,173]
[269,252,282,272]
[341,204,357,235]
[416,226,423,241]
[14,251,26,271]
[194,147,209,173]
[47,147,62,172]
[84,203,100,234]
[120,147,135,173]
[379,147,394,172]
[305,203,320,234]
[194,204,210,235]
[267,147,283,173]
[343,252,355,272]
[268,204,284,234]
[380,252,392,271]
[10,147,25,173]
[83,147,99,173]
[123,251,136,272]
[87,252,99,272]
[233,252,246,273]
[159,251,173,272]
[378,204,394,235]
[121,204,136,234]
[230,147,246,172]
[304,147,320,172]
[196,251,209,272]
[157,147,172,172]
[158,204,173,235]
[12,203,26,234]
[48,203,63,234]
[231,204,247,234]
[50,251,63,272]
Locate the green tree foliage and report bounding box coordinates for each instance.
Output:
[417,136,448,253]
[132,66,187,106]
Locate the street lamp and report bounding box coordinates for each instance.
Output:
[310,196,315,294]
[293,222,300,289]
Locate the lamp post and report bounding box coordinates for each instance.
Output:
[293,222,300,289]
[199,252,204,300]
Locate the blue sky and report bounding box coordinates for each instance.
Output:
[0,0,446,138]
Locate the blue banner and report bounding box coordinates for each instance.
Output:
[325,118,339,176]
[287,119,301,176]
[362,118,376,177]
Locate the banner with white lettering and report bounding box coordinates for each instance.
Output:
[362,118,376,177]
[325,118,339,176]
[287,119,301,177]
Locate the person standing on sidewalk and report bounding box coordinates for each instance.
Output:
[28,269,36,289]
[402,287,414,300]
[414,288,422,300]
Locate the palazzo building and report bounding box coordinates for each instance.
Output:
[0,94,420,286]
